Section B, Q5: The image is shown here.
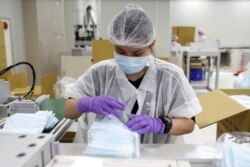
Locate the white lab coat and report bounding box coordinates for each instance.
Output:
[65,56,202,144]
[171,41,183,68]
[198,35,207,43]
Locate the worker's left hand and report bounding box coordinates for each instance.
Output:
[125,114,164,134]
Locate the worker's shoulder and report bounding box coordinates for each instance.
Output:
[154,58,184,77]
[80,59,115,77]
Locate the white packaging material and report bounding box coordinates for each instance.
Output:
[2,111,58,134]
[230,95,250,108]
[218,132,250,167]
[53,77,76,98]
[85,115,140,158]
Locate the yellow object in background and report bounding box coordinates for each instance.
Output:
[172,26,195,46]
[92,39,114,64]
[40,72,57,98]
[8,72,57,98]
[8,72,28,90]
[7,72,30,96]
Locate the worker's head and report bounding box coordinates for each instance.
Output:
[86,5,92,11]
[172,35,179,42]
[198,28,205,36]
[108,4,155,58]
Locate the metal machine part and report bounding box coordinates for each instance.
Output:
[1,99,39,117]
[53,144,218,167]
[0,132,55,167]
[0,80,50,117]
[0,98,40,117]
[0,79,11,104]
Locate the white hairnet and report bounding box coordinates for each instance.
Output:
[108,4,155,48]
[172,35,179,41]
[198,28,205,36]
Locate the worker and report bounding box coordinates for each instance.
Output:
[64,4,202,144]
[83,5,97,40]
[197,28,207,42]
[171,35,182,68]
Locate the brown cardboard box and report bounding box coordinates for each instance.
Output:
[172,26,195,46]
[59,131,76,143]
[92,39,114,64]
[190,63,203,69]
[190,59,203,69]
[196,89,250,138]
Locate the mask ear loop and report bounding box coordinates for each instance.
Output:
[149,46,157,64]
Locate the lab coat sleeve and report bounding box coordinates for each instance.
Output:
[166,71,202,119]
[65,68,96,99]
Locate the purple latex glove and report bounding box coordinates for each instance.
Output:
[77,95,125,118]
[125,114,164,134]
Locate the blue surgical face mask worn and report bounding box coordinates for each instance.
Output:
[114,53,151,74]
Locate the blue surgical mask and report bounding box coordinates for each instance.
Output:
[115,53,151,74]
[221,136,250,167]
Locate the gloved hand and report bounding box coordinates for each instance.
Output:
[125,114,164,134]
[77,95,125,118]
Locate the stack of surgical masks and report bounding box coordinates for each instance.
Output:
[230,95,250,108]
[219,132,250,167]
[2,111,58,134]
[85,115,140,158]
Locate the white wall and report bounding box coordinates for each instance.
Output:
[36,0,66,75]
[64,0,77,52]
[171,0,250,72]
[100,0,171,57]
[64,0,171,57]
[0,0,26,65]
[22,0,66,84]
[171,0,250,46]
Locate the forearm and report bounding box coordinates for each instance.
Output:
[64,99,82,119]
[168,117,195,135]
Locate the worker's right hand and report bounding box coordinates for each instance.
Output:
[77,95,125,118]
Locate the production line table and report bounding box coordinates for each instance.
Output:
[50,143,219,167]
[0,99,220,167]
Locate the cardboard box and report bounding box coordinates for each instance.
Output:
[59,131,76,143]
[172,26,195,46]
[92,39,114,64]
[190,63,203,69]
[189,58,203,68]
[196,89,250,138]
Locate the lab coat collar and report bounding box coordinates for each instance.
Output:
[116,64,138,101]
[138,56,157,93]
